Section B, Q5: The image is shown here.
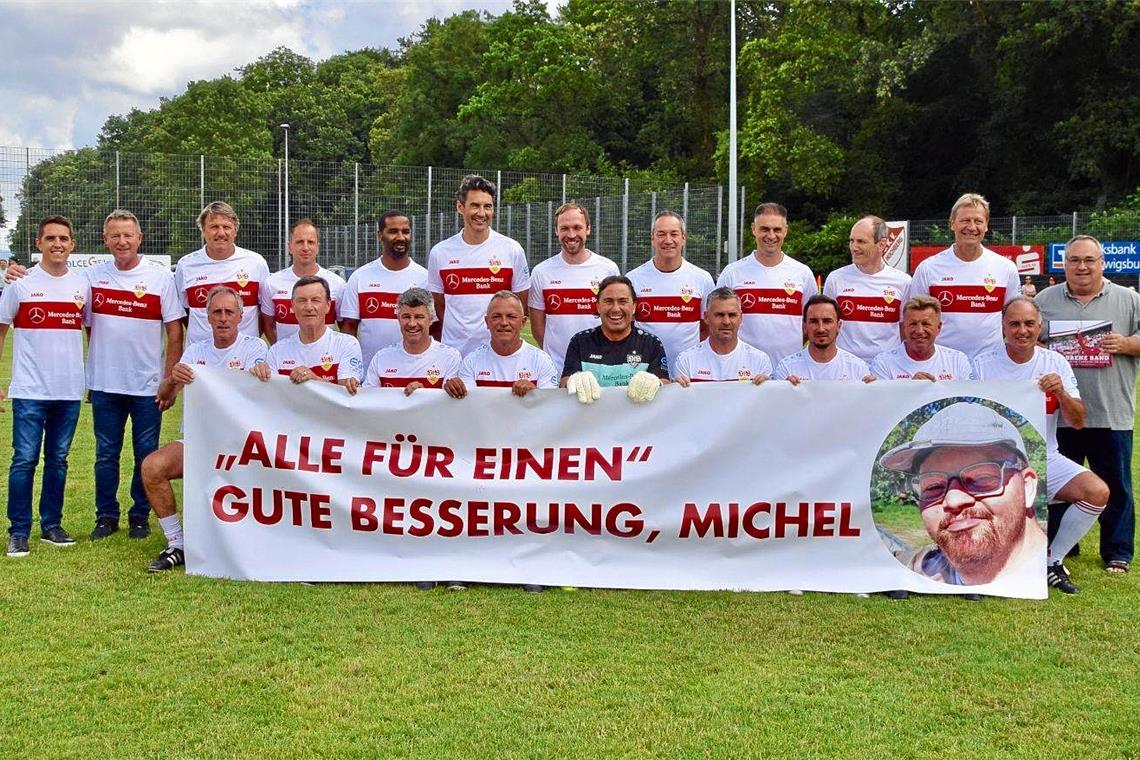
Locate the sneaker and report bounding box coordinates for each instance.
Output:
[522,584,545,594]
[90,518,119,540]
[128,517,151,540]
[414,581,437,591]
[147,546,185,572]
[40,527,76,547]
[445,581,468,591]
[6,535,29,557]
[1047,562,1079,594]
[962,593,982,602]
[885,589,909,600]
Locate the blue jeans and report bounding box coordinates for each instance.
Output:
[8,398,81,537]
[1057,427,1135,564]
[91,390,162,523]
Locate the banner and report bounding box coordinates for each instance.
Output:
[185,370,1048,598]
[911,245,1044,275]
[1049,241,1140,275]
[31,252,172,270]
[884,221,909,270]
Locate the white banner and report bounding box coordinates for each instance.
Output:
[185,370,1048,598]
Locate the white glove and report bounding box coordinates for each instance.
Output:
[566,371,602,404]
[626,371,662,404]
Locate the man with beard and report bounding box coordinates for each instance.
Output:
[972,297,1110,593]
[772,295,873,384]
[340,211,429,368]
[528,203,619,374]
[870,296,974,381]
[260,219,346,344]
[879,402,1047,589]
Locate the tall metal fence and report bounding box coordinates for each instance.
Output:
[1,146,1137,277]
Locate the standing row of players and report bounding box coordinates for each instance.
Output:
[2,179,1136,594]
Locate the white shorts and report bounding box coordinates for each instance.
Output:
[1046,449,1089,502]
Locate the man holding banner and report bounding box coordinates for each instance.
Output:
[364,287,461,394]
[870,296,974,381]
[772,295,873,384]
[672,287,772,385]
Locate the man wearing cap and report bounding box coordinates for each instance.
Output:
[879,402,1047,589]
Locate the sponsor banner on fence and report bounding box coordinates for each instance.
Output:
[885,221,909,270]
[185,369,1048,598]
[1049,241,1140,275]
[31,252,172,270]
[911,245,1044,275]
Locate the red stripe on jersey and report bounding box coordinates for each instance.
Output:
[928,285,1006,314]
[272,298,337,325]
[90,287,163,320]
[474,379,517,387]
[441,268,513,296]
[13,301,83,329]
[634,295,700,323]
[734,288,804,316]
[375,376,445,389]
[543,288,597,315]
[185,280,260,309]
[278,364,339,379]
[836,295,901,323]
[358,292,400,319]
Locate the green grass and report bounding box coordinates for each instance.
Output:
[2,351,1139,757]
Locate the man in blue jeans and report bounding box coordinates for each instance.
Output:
[86,210,185,539]
[0,215,89,556]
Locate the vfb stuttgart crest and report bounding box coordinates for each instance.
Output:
[320,354,334,371]
[425,367,442,385]
[883,289,895,304]
[680,286,695,303]
[625,352,642,368]
[783,280,797,295]
[983,275,997,293]
[488,257,502,275]
[590,278,601,294]
[737,369,752,382]
[236,270,250,288]
[73,292,86,309]
[134,282,148,299]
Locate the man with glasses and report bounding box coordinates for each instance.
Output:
[1037,235,1140,576]
[879,402,1047,589]
[973,297,1110,593]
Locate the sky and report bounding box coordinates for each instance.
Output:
[0,0,556,150]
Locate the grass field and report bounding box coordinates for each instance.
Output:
[2,348,1139,757]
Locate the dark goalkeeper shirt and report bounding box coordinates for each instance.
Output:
[561,325,668,387]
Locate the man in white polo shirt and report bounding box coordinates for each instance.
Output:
[627,211,715,370]
[252,276,363,393]
[0,216,89,556]
[673,287,772,385]
[972,296,1110,594]
[174,200,272,343]
[260,218,346,344]
[364,287,462,395]
[773,294,873,384]
[428,175,530,355]
[717,202,818,366]
[823,215,911,362]
[142,285,267,572]
[86,209,185,542]
[870,296,974,381]
[528,202,619,374]
[341,210,429,368]
[905,193,1020,358]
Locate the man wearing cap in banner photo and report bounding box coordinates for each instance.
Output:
[879,402,1047,588]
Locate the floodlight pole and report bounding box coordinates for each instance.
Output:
[727,0,739,263]
[280,123,290,230]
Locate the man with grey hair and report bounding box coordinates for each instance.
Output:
[428,175,531,356]
[1037,234,1140,575]
[141,285,267,572]
[364,286,461,395]
[85,209,185,541]
[823,215,912,362]
[627,210,715,370]
[870,296,974,381]
[673,287,772,385]
[445,291,558,399]
[905,193,1021,359]
[879,401,1047,589]
[174,200,272,343]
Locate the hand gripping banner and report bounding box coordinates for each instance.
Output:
[185,369,1048,598]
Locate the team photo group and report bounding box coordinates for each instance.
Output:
[2,174,1137,598]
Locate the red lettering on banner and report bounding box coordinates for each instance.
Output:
[680,501,862,539]
[351,497,379,531]
[441,267,512,295]
[186,280,259,308]
[234,431,344,473]
[14,301,83,330]
[211,486,336,528]
[472,446,625,481]
[734,288,803,316]
[544,288,597,315]
[928,285,1006,314]
[91,287,163,320]
[634,295,700,324]
[358,437,454,478]
[493,501,524,535]
[835,295,900,324]
[213,485,248,522]
[358,292,399,319]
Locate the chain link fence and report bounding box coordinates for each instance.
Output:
[2,146,1138,278]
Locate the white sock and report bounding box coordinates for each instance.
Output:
[1049,501,1103,564]
[158,514,184,550]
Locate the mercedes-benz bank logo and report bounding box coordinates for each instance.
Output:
[938,290,955,307]
[28,307,46,324]
[637,301,652,319]
[841,299,855,316]
[194,288,208,305]
[275,304,290,319]
[740,292,756,309]
[365,297,380,314]
[548,294,562,311]
[94,293,105,308]
[445,273,460,290]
